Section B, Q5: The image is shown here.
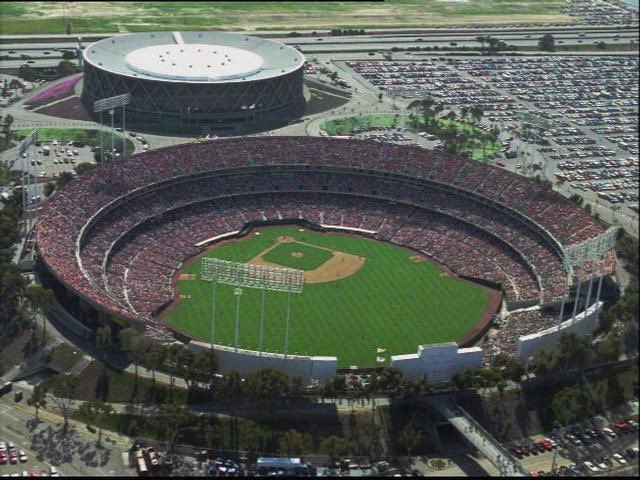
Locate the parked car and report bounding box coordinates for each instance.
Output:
[612,453,627,465]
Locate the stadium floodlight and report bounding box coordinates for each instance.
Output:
[19,129,39,239]
[93,94,130,163]
[93,93,130,113]
[201,258,304,293]
[563,227,618,272]
[201,258,304,355]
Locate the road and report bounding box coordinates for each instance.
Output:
[0,395,134,477]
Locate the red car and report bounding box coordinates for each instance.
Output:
[613,421,632,433]
[8,449,18,464]
[0,451,7,465]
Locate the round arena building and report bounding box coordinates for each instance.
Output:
[81,32,305,126]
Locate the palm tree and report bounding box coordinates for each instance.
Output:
[27,384,47,422]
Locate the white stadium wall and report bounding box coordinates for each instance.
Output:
[516,301,602,361]
[390,342,484,383]
[188,340,337,383]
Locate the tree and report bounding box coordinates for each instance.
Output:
[66,20,72,36]
[375,367,404,395]
[597,336,623,362]
[555,332,593,369]
[43,182,55,198]
[18,65,37,82]
[41,374,80,433]
[117,327,146,402]
[399,422,423,458]
[95,325,112,359]
[2,114,14,145]
[320,435,350,462]
[475,35,487,51]
[153,404,195,453]
[552,385,593,425]
[62,50,75,60]
[55,171,74,190]
[278,429,310,456]
[77,398,113,446]
[596,41,607,50]
[75,162,97,176]
[243,368,290,407]
[27,384,47,421]
[538,34,555,52]
[530,349,555,375]
[25,285,55,342]
[56,60,76,77]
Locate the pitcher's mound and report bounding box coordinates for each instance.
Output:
[291,252,305,258]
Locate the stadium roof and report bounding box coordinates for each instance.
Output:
[83,31,304,83]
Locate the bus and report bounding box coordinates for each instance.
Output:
[136,457,149,477]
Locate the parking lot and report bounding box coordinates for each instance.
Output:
[505,415,639,476]
[0,433,57,477]
[344,54,639,218]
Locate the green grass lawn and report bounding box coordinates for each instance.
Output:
[163,226,489,366]
[321,114,400,136]
[0,2,573,35]
[13,128,135,155]
[262,242,333,271]
[321,114,502,160]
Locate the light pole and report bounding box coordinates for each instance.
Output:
[109,109,115,161]
[210,280,217,349]
[234,288,243,351]
[284,284,291,357]
[259,282,266,355]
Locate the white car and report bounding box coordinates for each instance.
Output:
[602,427,617,437]
[612,453,627,465]
[50,466,60,477]
[17,451,27,463]
[583,461,599,473]
[0,441,6,451]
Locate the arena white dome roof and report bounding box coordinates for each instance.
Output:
[83,31,304,84]
[125,44,265,81]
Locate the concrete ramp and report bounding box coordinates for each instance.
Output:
[425,395,528,477]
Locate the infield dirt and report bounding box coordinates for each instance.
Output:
[248,235,366,283]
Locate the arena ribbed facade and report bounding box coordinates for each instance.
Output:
[81,32,305,125]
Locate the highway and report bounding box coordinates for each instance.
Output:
[1,29,637,68]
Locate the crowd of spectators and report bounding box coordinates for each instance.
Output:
[482,309,559,363]
[36,138,612,342]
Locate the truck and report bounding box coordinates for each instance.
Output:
[0,381,12,396]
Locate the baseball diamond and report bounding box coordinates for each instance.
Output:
[162,226,495,366]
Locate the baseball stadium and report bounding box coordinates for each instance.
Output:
[35,137,616,369]
[81,31,306,125]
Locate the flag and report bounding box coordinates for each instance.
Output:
[376,356,386,363]
[240,105,248,110]
[376,347,386,353]
[249,103,255,109]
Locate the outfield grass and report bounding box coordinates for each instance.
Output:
[263,242,333,271]
[163,226,490,366]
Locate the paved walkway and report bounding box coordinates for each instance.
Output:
[425,395,529,476]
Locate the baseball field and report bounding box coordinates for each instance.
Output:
[162,226,493,366]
